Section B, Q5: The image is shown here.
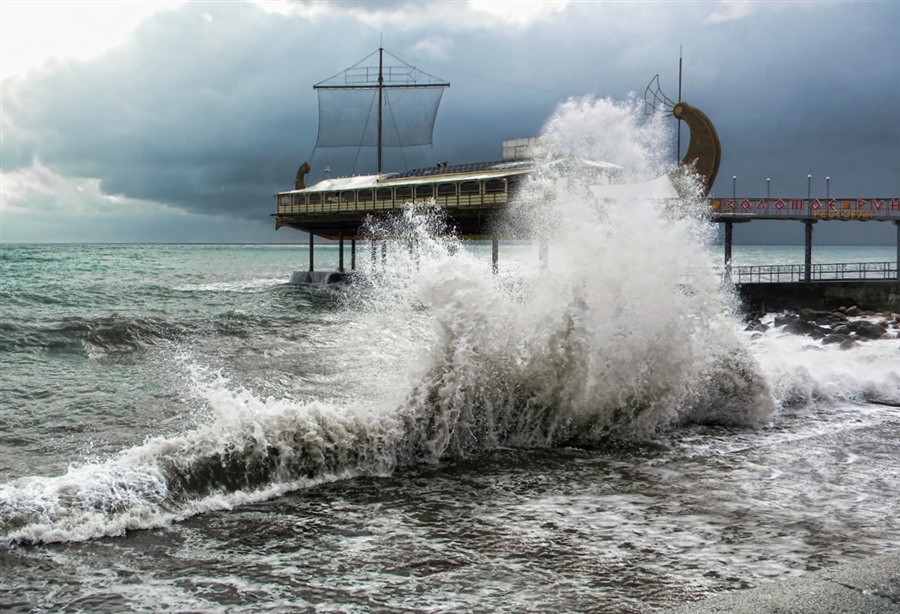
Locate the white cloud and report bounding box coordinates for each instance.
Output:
[0,160,151,216]
[704,1,760,24]
[0,161,287,243]
[408,36,453,61]
[252,0,570,31]
[469,0,569,27]
[0,1,185,81]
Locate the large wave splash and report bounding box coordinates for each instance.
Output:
[1,97,778,545]
[386,97,775,457]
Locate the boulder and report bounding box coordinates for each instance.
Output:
[745,319,769,333]
[784,319,822,337]
[822,333,851,345]
[855,320,887,340]
[774,314,797,328]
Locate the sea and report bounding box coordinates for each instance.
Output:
[2,99,900,613]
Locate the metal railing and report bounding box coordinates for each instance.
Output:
[729,261,898,283]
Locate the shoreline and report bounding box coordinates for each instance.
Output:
[666,551,900,613]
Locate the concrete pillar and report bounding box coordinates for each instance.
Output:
[351,239,356,271]
[338,233,345,273]
[308,233,315,272]
[724,220,733,281]
[895,221,900,281]
[804,220,815,283]
[492,235,499,275]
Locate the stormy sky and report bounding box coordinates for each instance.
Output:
[1,1,898,244]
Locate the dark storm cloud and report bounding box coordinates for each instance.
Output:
[2,1,897,243]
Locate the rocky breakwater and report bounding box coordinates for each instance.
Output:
[746,305,900,350]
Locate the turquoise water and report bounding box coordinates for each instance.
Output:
[728,244,896,267]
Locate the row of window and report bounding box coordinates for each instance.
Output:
[283,178,513,206]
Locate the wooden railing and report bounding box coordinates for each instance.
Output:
[276,192,509,215]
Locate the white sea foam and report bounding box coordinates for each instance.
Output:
[174,278,286,293]
[747,317,900,408]
[0,96,782,544]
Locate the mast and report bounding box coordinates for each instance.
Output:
[677,46,683,161]
[377,47,384,175]
[312,49,449,176]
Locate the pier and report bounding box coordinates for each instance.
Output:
[714,197,900,282]
[273,89,899,293]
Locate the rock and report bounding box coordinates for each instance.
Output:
[823,333,851,345]
[855,321,887,340]
[784,319,821,337]
[845,305,859,316]
[745,319,769,333]
[840,339,856,350]
[799,308,819,321]
[832,325,850,336]
[774,314,797,328]
[816,315,843,327]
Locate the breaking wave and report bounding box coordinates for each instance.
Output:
[1,97,785,544]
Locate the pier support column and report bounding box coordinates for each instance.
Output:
[724,221,733,281]
[804,220,815,283]
[538,239,548,271]
[338,233,345,273]
[351,239,356,271]
[895,221,900,281]
[308,233,315,272]
[492,235,499,275]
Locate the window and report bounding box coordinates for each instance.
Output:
[437,183,457,196]
[460,181,480,195]
[308,193,322,204]
[376,188,393,200]
[358,189,373,201]
[395,186,412,199]
[485,179,506,194]
[415,185,434,198]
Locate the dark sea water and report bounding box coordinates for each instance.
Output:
[1,240,898,613]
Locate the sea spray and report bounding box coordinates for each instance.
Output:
[380,97,776,461]
[0,96,780,545]
[746,316,900,409]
